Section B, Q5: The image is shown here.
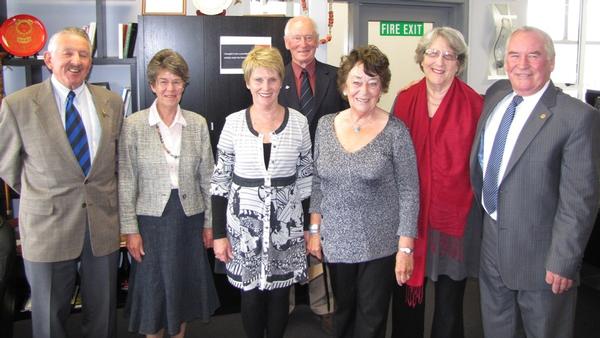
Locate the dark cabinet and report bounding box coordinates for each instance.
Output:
[138,15,291,150]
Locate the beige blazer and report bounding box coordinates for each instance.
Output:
[118,108,214,234]
[0,79,124,262]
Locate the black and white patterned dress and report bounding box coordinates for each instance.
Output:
[211,108,312,290]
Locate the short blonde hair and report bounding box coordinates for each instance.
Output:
[242,46,285,83]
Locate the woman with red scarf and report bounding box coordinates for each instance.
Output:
[391,27,483,338]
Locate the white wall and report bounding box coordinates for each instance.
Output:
[466,0,527,94]
[5,0,527,97]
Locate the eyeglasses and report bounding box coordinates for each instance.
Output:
[424,48,458,61]
[288,34,316,43]
[156,79,185,89]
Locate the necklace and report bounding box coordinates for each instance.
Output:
[350,114,372,133]
[155,125,179,159]
[427,97,442,106]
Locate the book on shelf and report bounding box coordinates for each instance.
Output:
[82,21,97,57]
[118,23,126,59]
[117,22,139,59]
[125,22,138,58]
[121,87,132,117]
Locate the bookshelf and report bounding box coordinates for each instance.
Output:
[0,0,138,112]
[0,0,136,328]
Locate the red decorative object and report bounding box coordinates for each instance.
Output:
[300,0,334,44]
[0,14,47,57]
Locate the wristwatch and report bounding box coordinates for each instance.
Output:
[308,223,320,235]
[398,247,414,255]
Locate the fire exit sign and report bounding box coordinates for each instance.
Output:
[380,21,425,36]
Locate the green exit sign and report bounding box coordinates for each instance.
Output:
[380,21,425,36]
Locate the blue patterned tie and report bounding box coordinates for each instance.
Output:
[482,95,523,214]
[65,91,91,176]
[299,69,315,123]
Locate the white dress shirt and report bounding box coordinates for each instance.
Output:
[482,81,550,219]
[148,99,186,189]
[51,76,101,165]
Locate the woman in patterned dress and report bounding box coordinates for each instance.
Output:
[211,46,312,338]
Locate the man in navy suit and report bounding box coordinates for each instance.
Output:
[278,16,347,332]
[470,26,599,338]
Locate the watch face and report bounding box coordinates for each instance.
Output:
[193,0,233,15]
[399,247,413,254]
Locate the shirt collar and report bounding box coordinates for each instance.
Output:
[51,75,86,102]
[148,99,186,128]
[291,58,316,80]
[510,80,550,104]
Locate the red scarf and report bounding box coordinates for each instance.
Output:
[393,77,482,305]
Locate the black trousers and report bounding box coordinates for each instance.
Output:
[392,275,467,338]
[328,254,395,338]
[240,286,291,338]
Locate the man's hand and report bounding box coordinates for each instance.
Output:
[545,270,574,294]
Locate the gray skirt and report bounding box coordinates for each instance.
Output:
[426,202,481,282]
[126,190,220,335]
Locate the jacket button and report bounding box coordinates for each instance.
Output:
[82,203,87,208]
[182,194,187,199]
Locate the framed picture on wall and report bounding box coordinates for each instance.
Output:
[142,0,186,16]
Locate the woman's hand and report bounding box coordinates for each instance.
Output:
[213,238,233,263]
[126,233,145,263]
[395,236,414,285]
[395,250,414,286]
[203,228,214,248]
[307,233,322,260]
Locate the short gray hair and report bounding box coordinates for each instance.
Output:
[47,27,92,54]
[147,49,190,86]
[414,26,468,75]
[507,26,555,61]
[284,16,318,37]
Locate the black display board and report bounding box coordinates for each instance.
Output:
[138,15,291,152]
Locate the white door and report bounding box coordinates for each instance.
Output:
[353,2,464,111]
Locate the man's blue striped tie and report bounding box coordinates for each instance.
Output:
[482,95,523,214]
[299,68,315,123]
[65,90,91,176]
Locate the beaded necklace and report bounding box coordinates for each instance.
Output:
[155,125,179,159]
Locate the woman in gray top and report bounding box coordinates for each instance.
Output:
[308,45,419,338]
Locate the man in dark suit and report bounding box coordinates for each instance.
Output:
[469,26,599,338]
[0,27,123,338]
[278,16,347,331]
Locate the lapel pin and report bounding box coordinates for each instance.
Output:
[539,113,546,119]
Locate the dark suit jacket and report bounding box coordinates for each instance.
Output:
[0,79,124,262]
[279,60,348,140]
[469,80,600,290]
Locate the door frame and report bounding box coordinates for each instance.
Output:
[344,0,469,49]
